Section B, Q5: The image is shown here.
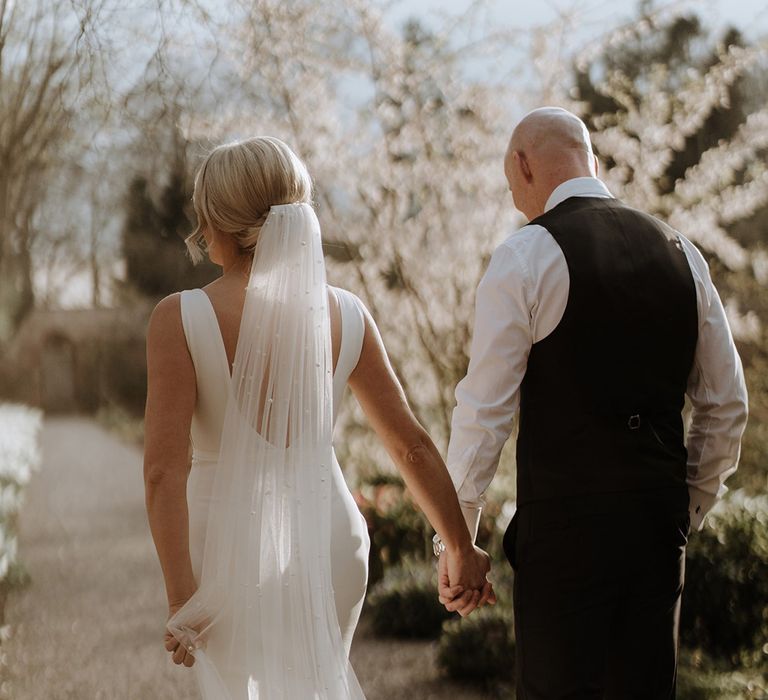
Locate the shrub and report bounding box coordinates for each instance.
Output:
[682,490,768,665]
[366,558,453,638]
[678,649,768,699]
[437,606,515,685]
[354,472,433,587]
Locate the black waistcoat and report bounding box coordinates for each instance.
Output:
[515,197,698,511]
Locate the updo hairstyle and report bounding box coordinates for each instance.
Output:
[186,136,313,263]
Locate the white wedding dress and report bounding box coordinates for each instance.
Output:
[177,281,370,697]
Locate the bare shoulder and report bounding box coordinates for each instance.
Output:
[145,293,195,406]
[144,292,196,467]
[146,292,186,355]
[149,291,181,323]
[349,298,389,385]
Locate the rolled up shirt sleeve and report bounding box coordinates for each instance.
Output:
[682,237,749,530]
[446,241,534,539]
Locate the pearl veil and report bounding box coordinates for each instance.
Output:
[167,203,365,699]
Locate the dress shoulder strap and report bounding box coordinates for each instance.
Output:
[179,289,231,384]
[333,287,365,381]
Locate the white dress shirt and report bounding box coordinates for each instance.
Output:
[447,176,749,537]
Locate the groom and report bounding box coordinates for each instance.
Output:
[439,107,748,698]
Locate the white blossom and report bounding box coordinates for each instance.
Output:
[0,403,43,585]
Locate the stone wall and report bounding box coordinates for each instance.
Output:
[1,304,152,415]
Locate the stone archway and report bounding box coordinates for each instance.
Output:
[40,333,77,412]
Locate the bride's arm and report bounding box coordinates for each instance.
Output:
[348,305,494,615]
[143,293,198,613]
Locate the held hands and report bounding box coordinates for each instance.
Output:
[437,544,496,617]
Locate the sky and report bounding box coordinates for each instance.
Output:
[385,0,768,39]
[373,0,768,123]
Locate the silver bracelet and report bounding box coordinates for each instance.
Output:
[432,533,446,557]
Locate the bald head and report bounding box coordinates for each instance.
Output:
[510,107,594,161]
[504,107,599,220]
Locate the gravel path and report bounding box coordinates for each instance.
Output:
[1,417,489,700]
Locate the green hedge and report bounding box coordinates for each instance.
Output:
[682,490,768,665]
[677,649,768,699]
[354,472,433,587]
[437,606,515,686]
[366,558,453,638]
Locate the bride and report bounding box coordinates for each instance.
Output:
[143,136,494,699]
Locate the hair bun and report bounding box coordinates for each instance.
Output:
[185,137,313,264]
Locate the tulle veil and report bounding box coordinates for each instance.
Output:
[167,203,365,699]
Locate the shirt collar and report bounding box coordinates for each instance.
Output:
[544,176,613,213]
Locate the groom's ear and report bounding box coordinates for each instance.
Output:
[515,150,534,183]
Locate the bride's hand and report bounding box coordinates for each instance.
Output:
[437,545,496,617]
[164,600,196,668]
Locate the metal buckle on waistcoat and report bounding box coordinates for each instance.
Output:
[628,414,641,430]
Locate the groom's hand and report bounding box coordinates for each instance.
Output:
[437,545,496,617]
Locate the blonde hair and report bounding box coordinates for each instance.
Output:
[186,136,313,263]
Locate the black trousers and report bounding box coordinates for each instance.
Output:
[503,495,689,700]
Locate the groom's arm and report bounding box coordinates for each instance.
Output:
[447,241,534,541]
[681,237,749,530]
